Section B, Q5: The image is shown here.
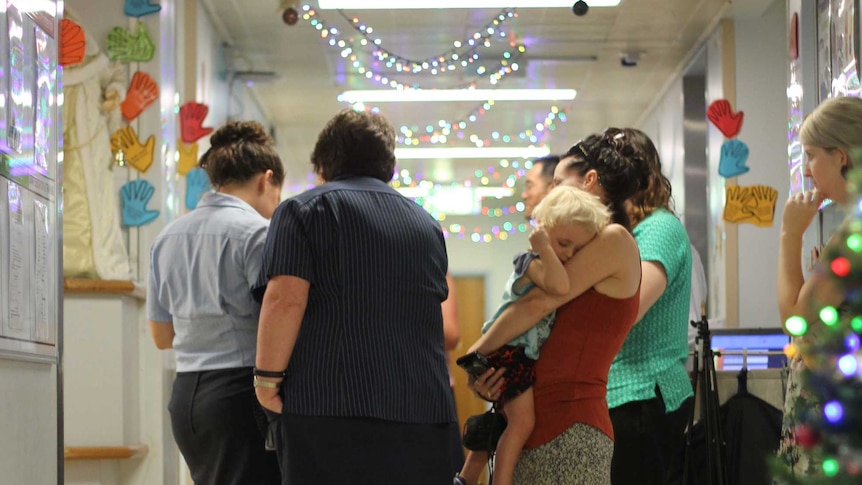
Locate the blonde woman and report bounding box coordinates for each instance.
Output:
[777,95,862,476]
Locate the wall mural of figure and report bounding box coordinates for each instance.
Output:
[62,8,131,280]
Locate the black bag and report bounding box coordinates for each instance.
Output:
[462,407,508,452]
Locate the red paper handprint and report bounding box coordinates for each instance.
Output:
[180,102,214,143]
[707,99,744,138]
[121,71,160,122]
[59,19,86,67]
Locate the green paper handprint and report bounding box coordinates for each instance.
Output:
[107,23,155,63]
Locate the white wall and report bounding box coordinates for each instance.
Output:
[639,77,686,216]
[639,1,791,329]
[733,0,790,327]
[444,216,532,321]
[62,0,180,482]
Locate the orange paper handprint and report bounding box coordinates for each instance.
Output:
[177,140,199,175]
[59,19,86,67]
[179,102,214,143]
[111,126,155,173]
[121,71,160,122]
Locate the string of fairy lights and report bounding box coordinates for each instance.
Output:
[389,160,540,242]
[334,8,519,77]
[296,5,561,243]
[300,5,525,89]
[395,105,567,148]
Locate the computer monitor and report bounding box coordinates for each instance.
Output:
[709,328,790,371]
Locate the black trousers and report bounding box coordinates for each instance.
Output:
[609,387,693,485]
[169,367,280,485]
[269,413,453,484]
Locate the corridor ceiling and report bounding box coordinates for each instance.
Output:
[202,0,738,189]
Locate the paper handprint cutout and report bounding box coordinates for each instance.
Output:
[707,99,744,138]
[177,140,199,175]
[180,102,214,143]
[186,168,212,210]
[723,185,778,227]
[121,71,159,122]
[121,179,160,226]
[107,23,155,63]
[125,0,162,18]
[719,140,750,178]
[111,126,155,173]
[59,19,86,67]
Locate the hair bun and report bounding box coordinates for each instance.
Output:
[209,121,271,149]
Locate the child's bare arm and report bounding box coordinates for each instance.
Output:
[526,228,570,295]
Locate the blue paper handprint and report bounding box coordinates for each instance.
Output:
[121,179,160,226]
[186,168,212,210]
[124,0,161,18]
[719,140,750,178]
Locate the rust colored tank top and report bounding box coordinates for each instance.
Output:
[524,286,640,449]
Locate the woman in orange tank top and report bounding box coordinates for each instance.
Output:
[467,131,648,485]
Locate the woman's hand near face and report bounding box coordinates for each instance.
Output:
[782,190,825,237]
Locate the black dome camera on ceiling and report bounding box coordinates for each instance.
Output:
[279,0,299,25]
[572,1,589,16]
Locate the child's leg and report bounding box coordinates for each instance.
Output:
[492,388,535,485]
[458,449,488,485]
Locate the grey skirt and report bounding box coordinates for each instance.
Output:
[513,422,613,485]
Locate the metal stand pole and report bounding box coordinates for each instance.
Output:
[682,312,727,485]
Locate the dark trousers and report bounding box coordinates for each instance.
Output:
[609,387,693,485]
[449,387,466,474]
[271,413,453,484]
[169,367,280,485]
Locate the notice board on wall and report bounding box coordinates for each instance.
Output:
[0,0,60,362]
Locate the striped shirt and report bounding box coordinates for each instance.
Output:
[147,192,268,372]
[254,176,455,424]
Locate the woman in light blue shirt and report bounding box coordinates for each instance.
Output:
[147,121,284,485]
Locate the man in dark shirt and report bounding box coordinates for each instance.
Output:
[253,109,455,484]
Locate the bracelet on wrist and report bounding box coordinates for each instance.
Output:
[253,377,281,389]
[253,367,286,378]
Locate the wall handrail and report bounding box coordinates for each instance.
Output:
[63,445,149,461]
[63,278,145,300]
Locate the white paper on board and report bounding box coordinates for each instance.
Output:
[7,181,26,334]
[33,198,50,342]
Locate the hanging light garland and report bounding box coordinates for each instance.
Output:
[301,5,525,89]
[335,8,520,77]
[351,100,568,148]
[396,105,568,148]
[389,160,542,242]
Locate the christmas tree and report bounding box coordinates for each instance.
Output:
[776,169,862,483]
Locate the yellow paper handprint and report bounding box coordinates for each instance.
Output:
[723,185,779,227]
[111,126,155,173]
[177,140,199,176]
[749,185,778,227]
[723,186,754,224]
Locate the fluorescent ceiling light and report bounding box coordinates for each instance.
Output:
[319,0,621,9]
[340,89,576,103]
[395,147,551,160]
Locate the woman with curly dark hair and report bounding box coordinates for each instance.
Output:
[602,127,694,485]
